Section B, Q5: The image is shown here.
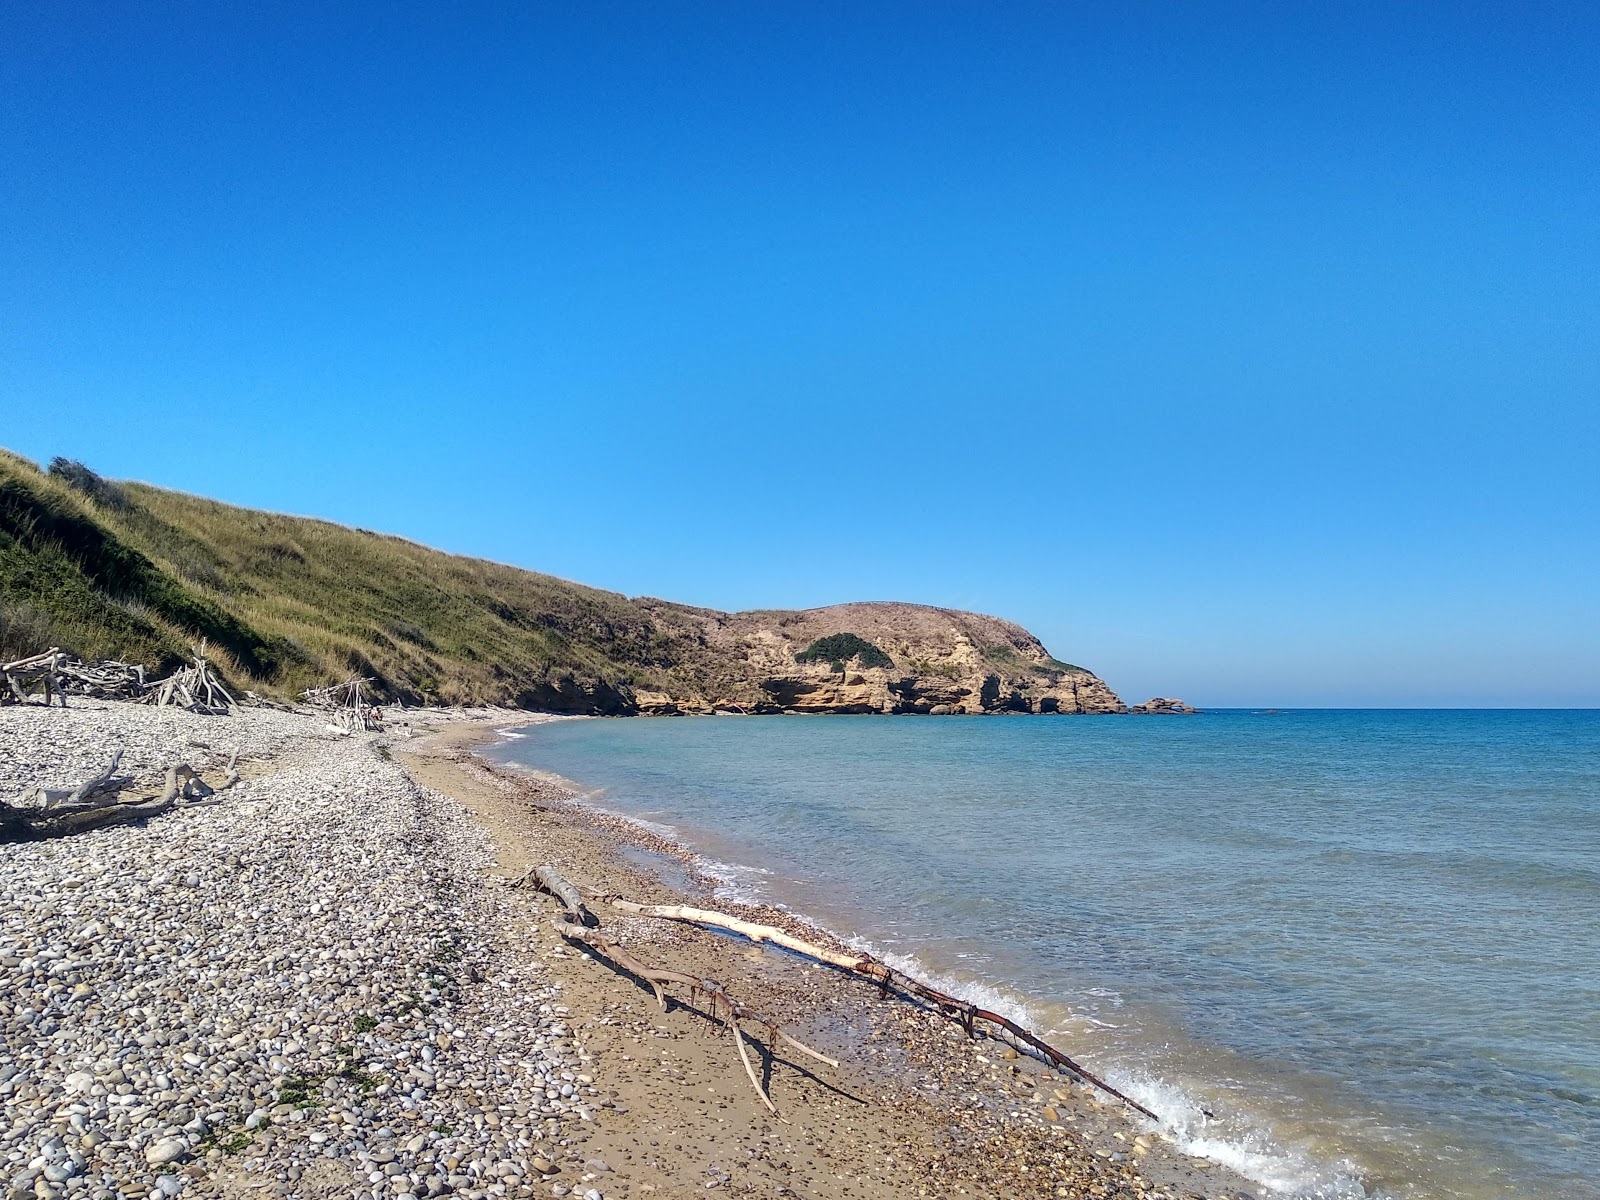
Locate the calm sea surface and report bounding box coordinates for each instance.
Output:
[486,711,1600,1200]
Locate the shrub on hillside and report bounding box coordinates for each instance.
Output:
[794,633,893,671]
[0,601,61,661]
[48,458,129,511]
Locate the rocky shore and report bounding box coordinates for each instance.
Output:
[1,704,594,1200]
[1,701,1255,1200]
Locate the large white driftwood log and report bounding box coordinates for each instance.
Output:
[14,751,130,811]
[514,864,837,1116]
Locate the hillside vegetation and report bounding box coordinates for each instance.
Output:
[0,450,1124,715]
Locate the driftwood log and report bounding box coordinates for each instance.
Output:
[2,649,68,707]
[2,751,242,842]
[513,865,837,1116]
[603,897,1159,1121]
[13,750,131,810]
[55,656,147,700]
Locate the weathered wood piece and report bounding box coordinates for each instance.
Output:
[1,648,68,707]
[2,753,243,842]
[13,751,130,811]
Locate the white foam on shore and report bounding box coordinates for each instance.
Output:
[697,857,776,904]
[1108,1069,1392,1199]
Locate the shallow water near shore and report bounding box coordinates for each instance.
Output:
[485,710,1600,1200]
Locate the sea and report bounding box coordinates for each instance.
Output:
[484,710,1600,1200]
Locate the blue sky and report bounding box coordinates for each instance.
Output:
[3,3,1597,706]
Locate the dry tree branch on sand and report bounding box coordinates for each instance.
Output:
[600,895,1159,1121]
[512,864,837,1117]
[1,751,242,842]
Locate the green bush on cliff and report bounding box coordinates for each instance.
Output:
[795,633,893,671]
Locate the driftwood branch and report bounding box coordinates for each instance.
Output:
[514,865,837,1115]
[2,648,68,707]
[608,898,1157,1121]
[2,752,244,842]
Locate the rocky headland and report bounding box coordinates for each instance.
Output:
[630,601,1127,717]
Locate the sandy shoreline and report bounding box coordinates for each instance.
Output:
[401,716,1259,1200]
[0,700,1257,1200]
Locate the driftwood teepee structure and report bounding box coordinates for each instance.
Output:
[143,641,234,714]
[301,676,383,733]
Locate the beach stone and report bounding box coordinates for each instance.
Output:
[63,1073,95,1096]
[144,1141,186,1166]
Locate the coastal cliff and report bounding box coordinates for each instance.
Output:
[0,450,1123,715]
[633,600,1125,715]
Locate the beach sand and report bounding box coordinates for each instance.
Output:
[397,716,1259,1200]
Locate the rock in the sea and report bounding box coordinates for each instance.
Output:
[1128,696,1197,714]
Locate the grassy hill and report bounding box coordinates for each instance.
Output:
[0,450,1122,714]
[0,450,662,708]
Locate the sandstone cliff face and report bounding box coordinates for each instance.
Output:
[628,600,1125,716]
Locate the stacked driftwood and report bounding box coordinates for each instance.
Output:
[301,676,382,733]
[142,643,235,714]
[3,644,243,713]
[57,656,147,699]
[1,749,240,842]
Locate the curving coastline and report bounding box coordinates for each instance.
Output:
[1,699,1251,1200]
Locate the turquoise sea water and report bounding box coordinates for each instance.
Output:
[486,711,1600,1200]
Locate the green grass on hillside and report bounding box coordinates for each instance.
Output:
[0,451,658,708]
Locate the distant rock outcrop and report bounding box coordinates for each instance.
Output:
[630,601,1126,716]
[1128,697,1197,714]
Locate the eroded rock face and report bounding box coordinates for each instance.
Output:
[629,601,1126,716]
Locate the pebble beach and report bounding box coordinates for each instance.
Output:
[1,700,1255,1200]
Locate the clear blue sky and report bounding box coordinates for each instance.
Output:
[4,3,1597,706]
